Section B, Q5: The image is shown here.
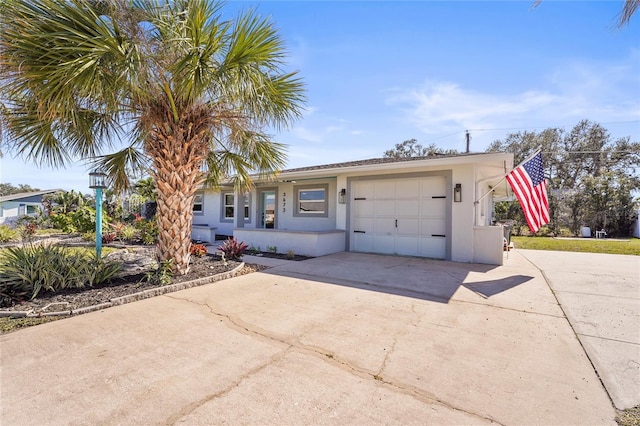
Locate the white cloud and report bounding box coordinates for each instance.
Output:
[387,52,640,137]
[291,126,323,143]
[288,117,363,144]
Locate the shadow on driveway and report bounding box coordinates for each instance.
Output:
[261,252,534,304]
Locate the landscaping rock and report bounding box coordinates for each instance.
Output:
[106,249,159,278]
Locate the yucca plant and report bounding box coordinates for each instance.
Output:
[0,225,19,243]
[0,245,121,299]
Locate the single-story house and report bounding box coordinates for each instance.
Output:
[0,190,60,225]
[192,152,514,265]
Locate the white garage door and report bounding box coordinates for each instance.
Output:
[351,176,447,258]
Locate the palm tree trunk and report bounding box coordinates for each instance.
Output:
[149,114,208,275]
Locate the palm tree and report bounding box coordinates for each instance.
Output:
[52,191,87,215]
[134,177,158,202]
[532,0,638,27]
[1,0,305,274]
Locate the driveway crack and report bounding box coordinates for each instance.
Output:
[165,294,504,425]
[167,348,290,424]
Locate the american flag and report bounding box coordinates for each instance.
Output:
[506,151,550,234]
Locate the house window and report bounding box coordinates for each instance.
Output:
[193,193,204,215]
[221,193,250,222]
[293,184,329,218]
[26,205,36,214]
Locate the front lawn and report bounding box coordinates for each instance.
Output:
[511,236,640,256]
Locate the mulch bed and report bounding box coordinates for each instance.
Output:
[1,254,268,315]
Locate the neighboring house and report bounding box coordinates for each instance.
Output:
[0,190,60,225]
[193,152,514,265]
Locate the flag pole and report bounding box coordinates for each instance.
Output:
[473,147,542,206]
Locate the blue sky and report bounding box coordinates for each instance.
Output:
[1,0,638,192]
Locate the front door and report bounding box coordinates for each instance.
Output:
[260,190,276,229]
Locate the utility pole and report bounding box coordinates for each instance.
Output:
[465,130,471,153]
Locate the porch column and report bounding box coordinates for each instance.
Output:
[235,191,245,229]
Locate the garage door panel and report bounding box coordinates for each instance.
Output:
[355,200,375,215]
[397,218,419,234]
[374,181,396,197]
[421,177,446,197]
[421,199,446,217]
[397,180,420,198]
[421,218,446,236]
[354,233,373,252]
[421,237,446,259]
[373,235,395,252]
[396,236,419,256]
[397,200,419,217]
[375,218,395,234]
[354,217,373,233]
[354,182,375,199]
[375,199,395,216]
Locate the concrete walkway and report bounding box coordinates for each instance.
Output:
[518,249,640,410]
[0,250,617,425]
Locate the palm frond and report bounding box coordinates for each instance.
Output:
[617,0,639,27]
[0,0,139,166]
[90,145,151,193]
[203,129,287,192]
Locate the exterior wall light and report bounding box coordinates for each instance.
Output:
[338,188,346,204]
[454,183,462,203]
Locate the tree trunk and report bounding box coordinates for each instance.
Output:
[154,166,198,275]
[149,124,208,274]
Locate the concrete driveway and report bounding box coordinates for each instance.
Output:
[518,249,640,410]
[0,250,617,425]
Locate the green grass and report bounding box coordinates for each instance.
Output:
[616,405,640,426]
[511,236,640,256]
[35,228,67,235]
[0,317,59,334]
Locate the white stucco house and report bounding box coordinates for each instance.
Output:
[0,190,60,225]
[192,152,514,265]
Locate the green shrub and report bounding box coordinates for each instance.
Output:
[111,222,138,243]
[219,238,248,260]
[49,212,76,233]
[82,232,96,242]
[0,245,121,302]
[119,224,138,243]
[0,277,31,307]
[0,225,18,243]
[145,259,173,286]
[69,206,98,233]
[134,217,158,245]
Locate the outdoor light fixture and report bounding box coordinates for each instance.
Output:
[338,188,346,204]
[454,183,462,202]
[89,171,108,258]
[89,170,107,189]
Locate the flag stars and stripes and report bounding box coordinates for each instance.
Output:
[506,152,550,234]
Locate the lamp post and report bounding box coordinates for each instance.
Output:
[89,171,108,258]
